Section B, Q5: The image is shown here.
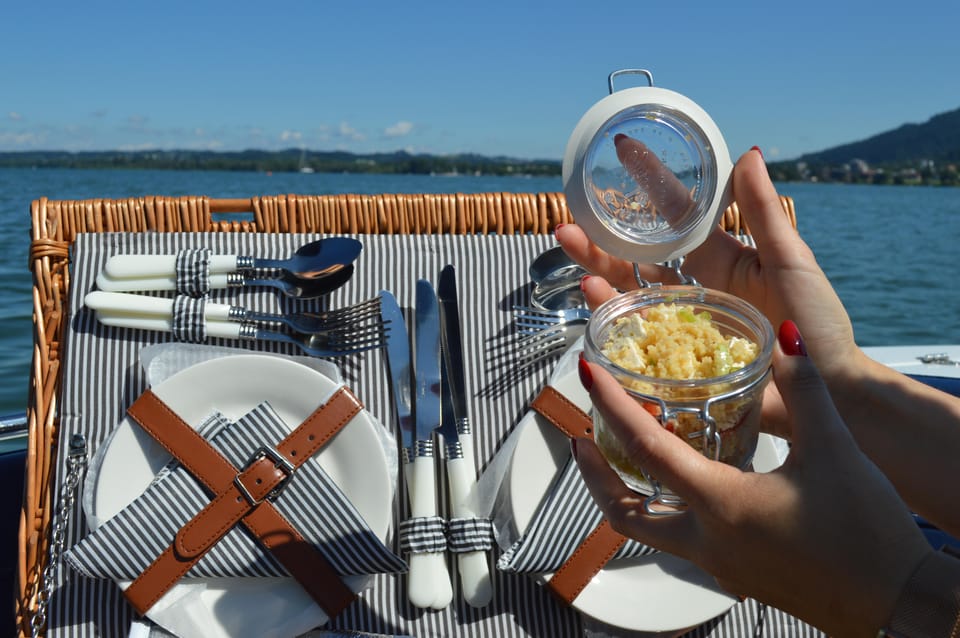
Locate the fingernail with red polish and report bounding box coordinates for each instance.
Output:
[778,320,807,357]
[579,274,592,294]
[578,352,594,390]
[554,223,566,237]
[750,145,763,159]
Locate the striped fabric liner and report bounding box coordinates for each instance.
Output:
[498,457,657,574]
[64,402,406,581]
[398,517,447,554]
[174,248,212,296]
[170,296,207,343]
[47,231,824,638]
[447,518,495,553]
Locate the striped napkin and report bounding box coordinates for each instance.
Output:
[65,402,406,581]
[497,451,657,574]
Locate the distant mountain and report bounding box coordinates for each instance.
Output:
[789,107,960,166]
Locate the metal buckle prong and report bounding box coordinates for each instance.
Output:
[234,445,296,506]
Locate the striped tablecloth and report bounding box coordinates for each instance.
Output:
[47,231,823,638]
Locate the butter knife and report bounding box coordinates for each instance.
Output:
[437,265,492,607]
[411,281,453,609]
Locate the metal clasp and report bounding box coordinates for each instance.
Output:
[234,445,296,506]
[608,68,654,94]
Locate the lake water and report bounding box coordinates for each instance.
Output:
[1,168,959,414]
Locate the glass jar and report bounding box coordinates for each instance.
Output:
[582,286,774,503]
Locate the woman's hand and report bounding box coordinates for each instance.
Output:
[557,149,861,388]
[573,321,932,637]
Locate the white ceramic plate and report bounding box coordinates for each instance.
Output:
[507,344,783,632]
[86,354,392,638]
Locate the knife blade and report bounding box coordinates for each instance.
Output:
[379,291,415,457]
[411,280,453,609]
[437,264,492,607]
[380,290,440,609]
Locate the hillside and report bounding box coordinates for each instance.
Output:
[768,106,960,185]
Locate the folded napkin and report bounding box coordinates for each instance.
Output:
[497,454,656,574]
[66,401,406,581]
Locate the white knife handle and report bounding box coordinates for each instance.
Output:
[95,272,231,292]
[104,254,239,278]
[446,455,493,607]
[94,312,244,340]
[407,455,452,609]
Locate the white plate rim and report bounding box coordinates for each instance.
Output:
[86,354,392,637]
[507,345,783,631]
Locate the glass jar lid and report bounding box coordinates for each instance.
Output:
[562,70,734,264]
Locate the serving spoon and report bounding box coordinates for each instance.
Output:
[102,237,363,280]
[95,263,355,299]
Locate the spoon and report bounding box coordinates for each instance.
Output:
[527,246,587,310]
[94,263,355,299]
[102,237,363,280]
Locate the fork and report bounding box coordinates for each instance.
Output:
[514,323,585,367]
[94,311,390,357]
[85,291,382,335]
[512,305,592,336]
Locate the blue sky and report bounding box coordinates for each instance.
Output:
[3,1,958,162]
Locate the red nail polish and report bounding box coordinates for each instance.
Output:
[578,352,594,390]
[750,145,763,159]
[554,223,566,237]
[579,274,592,294]
[778,320,807,356]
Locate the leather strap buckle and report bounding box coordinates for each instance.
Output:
[235,445,296,506]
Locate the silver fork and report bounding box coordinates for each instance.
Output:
[512,305,592,335]
[230,320,389,357]
[514,323,585,367]
[222,296,383,334]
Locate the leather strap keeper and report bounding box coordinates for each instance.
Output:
[123,387,362,617]
[530,385,627,605]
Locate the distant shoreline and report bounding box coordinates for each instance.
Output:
[2,150,956,187]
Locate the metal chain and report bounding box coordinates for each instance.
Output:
[30,434,87,638]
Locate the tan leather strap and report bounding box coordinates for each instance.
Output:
[530,385,627,605]
[530,385,594,440]
[546,519,627,603]
[123,387,361,617]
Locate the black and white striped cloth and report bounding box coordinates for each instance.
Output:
[47,231,824,638]
[170,295,207,343]
[498,456,657,574]
[174,248,212,296]
[64,402,406,581]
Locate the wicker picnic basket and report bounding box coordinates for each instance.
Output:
[18,191,795,636]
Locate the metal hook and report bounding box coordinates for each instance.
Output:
[608,69,654,95]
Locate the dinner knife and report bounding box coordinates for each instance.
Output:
[380,290,435,608]
[411,281,453,609]
[437,264,493,607]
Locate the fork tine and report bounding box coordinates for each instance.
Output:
[514,325,573,367]
[305,296,383,329]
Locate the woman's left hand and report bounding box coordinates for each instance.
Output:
[573,321,931,637]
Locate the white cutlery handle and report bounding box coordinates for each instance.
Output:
[407,455,452,609]
[94,312,243,340]
[85,291,174,315]
[446,455,493,607]
[104,254,239,278]
[86,291,238,324]
[95,272,231,292]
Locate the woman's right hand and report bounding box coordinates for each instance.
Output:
[557,148,866,429]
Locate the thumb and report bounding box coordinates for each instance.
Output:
[772,320,850,451]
